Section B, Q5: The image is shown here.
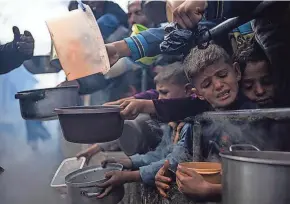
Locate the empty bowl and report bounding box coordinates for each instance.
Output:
[55,105,124,144]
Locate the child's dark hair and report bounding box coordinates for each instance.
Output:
[234,41,270,74]
[183,44,232,82]
[154,62,189,85]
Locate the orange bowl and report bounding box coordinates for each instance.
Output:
[179,162,221,171]
[179,162,222,184]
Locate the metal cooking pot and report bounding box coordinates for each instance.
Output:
[221,144,290,204]
[65,164,124,204]
[15,86,81,120]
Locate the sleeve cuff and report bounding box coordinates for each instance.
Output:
[130,154,144,169]
[124,34,148,61]
[124,37,141,61]
[139,166,158,186]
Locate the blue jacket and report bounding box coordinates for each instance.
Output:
[130,123,193,185]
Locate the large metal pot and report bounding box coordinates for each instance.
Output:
[65,164,124,204]
[15,86,81,120]
[220,145,290,204]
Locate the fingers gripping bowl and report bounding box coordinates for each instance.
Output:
[65,163,124,204]
[55,105,124,144]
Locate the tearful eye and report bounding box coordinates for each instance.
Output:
[217,70,228,78]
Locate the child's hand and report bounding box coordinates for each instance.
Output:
[101,156,133,169]
[103,96,134,106]
[120,99,155,120]
[155,160,172,198]
[76,144,100,165]
[176,165,209,197]
[96,171,126,198]
[97,171,141,198]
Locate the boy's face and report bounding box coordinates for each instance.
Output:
[241,61,274,107]
[193,60,241,108]
[156,81,192,100]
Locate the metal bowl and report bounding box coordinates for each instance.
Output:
[65,164,124,204]
[65,163,123,188]
[55,105,124,144]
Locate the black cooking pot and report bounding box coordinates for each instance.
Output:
[15,86,81,120]
[55,105,124,144]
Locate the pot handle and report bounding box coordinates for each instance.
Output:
[229,144,260,152]
[82,192,101,198]
[80,188,104,198]
[15,91,45,101]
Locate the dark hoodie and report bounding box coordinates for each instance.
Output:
[0,42,29,75]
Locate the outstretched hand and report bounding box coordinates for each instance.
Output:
[13,26,34,59]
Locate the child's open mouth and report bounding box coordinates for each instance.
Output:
[217,90,230,100]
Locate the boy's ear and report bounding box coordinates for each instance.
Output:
[191,87,205,100]
[185,83,194,96]
[233,62,241,82]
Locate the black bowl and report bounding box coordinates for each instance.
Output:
[55,106,124,144]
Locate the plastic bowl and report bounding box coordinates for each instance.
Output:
[179,162,221,171]
[179,162,222,184]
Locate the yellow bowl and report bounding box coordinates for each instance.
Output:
[179,162,221,171]
[179,162,222,184]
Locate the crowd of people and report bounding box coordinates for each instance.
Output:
[73,1,290,203]
[1,0,290,203]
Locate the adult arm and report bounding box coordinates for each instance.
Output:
[0,42,29,74]
[0,27,34,75]
[106,27,165,64]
